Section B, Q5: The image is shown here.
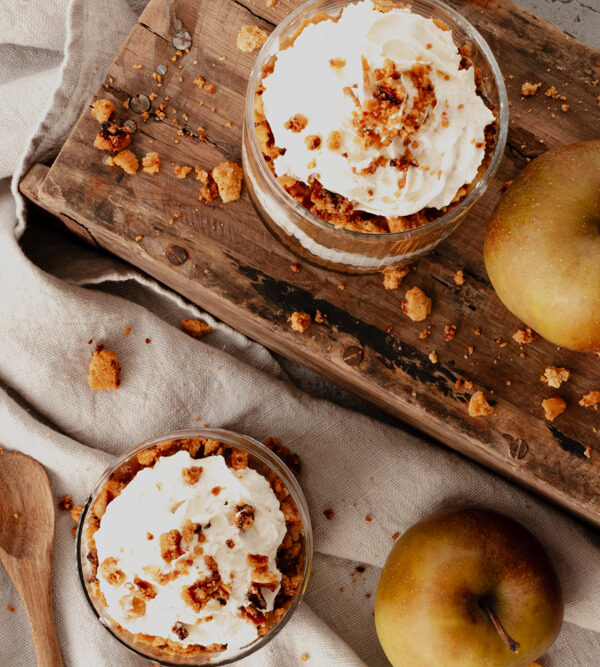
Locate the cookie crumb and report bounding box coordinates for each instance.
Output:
[58,495,74,511]
[181,319,211,339]
[142,152,161,174]
[174,165,192,179]
[579,390,600,408]
[88,344,120,391]
[428,351,438,363]
[402,287,432,322]
[91,98,115,123]
[7,605,15,612]
[453,270,465,286]
[468,391,493,417]
[521,81,542,97]
[382,266,409,290]
[124,327,131,336]
[542,396,567,421]
[512,327,537,344]
[113,149,139,175]
[541,366,570,389]
[288,311,312,333]
[237,25,268,53]
[443,324,457,342]
[323,508,335,520]
[212,161,243,203]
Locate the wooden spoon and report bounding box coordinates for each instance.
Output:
[0,451,63,666]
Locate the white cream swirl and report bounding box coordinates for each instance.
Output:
[261,0,495,217]
[94,451,287,653]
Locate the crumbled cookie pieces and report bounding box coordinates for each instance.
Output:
[521,81,542,97]
[212,161,243,203]
[181,319,212,339]
[113,149,139,174]
[513,327,537,344]
[237,25,268,53]
[382,266,409,290]
[541,366,570,389]
[91,98,115,123]
[142,151,161,174]
[542,396,566,421]
[402,287,431,322]
[88,344,120,391]
[288,311,312,333]
[579,390,600,408]
[468,391,493,417]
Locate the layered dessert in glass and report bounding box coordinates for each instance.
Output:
[243,0,508,272]
[77,430,311,665]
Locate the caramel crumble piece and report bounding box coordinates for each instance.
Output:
[301,654,309,662]
[247,553,269,567]
[542,396,567,421]
[402,287,432,322]
[234,504,255,531]
[134,576,157,600]
[182,556,231,612]
[172,621,189,641]
[561,104,570,112]
[93,123,132,154]
[182,466,203,485]
[541,366,570,389]
[326,131,342,150]
[88,344,120,391]
[174,165,192,179]
[237,25,268,53]
[323,508,335,520]
[468,391,493,417]
[419,327,431,340]
[428,351,438,364]
[113,149,139,175]
[182,519,198,543]
[365,514,372,522]
[579,390,600,408]
[329,58,346,69]
[181,318,211,339]
[443,324,457,342]
[453,270,465,286]
[239,604,266,626]
[381,265,409,290]
[226,539,235,549]
[91,98,115,123]
[288,311,312,333]
[304,135,321,150]
[195,167,210,182]
[58,495,73,511]
[391,532,400,541]
[284,114,308,133]
[120,594,146,618]
[212,161,244,203]
[521,81,542,97]
[70,505,82,524]
[99,557,126,586]
[513,327,537,344]
[211,486,222,496]
[227,449,249,470]
[160,529,184,562]
[142,152,161,174]
[205,83,216,94]
[7,605,15,612]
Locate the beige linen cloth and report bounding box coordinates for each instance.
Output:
[1,0,600,665]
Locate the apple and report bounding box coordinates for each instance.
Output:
[484,140,600,352]
[374,508,563,667]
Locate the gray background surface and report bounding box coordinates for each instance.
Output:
[278,0,600,425]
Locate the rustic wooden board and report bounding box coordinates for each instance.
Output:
[20,0,600,527]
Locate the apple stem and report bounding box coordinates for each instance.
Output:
[480,600,520,654]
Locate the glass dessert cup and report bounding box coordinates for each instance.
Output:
[76,428,313,666]
[242,0,509,274]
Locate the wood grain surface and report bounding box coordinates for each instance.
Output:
[20,0,600,526]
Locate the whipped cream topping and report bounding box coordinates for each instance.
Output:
[94,451,287,653]
[261,0,495,217]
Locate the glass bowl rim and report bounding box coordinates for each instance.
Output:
[244,0,509,244]
[75,427,314,667]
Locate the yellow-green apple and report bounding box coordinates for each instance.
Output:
[484,140,600,352]
[374,508,563,667]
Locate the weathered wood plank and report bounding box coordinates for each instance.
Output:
[21,0,600,526]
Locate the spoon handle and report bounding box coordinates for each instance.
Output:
[12,557,64,667]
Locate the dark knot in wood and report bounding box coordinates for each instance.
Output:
[342,345,363,367]
[508,439,528,460]
[166,245,189,266]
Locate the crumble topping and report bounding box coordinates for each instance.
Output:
[174,165,193,179]
[142,152,161,174]
[181,319,212,339]
[288,311,312,333]
[211,161,244,203]
[512,327,537,344]
[93,122,133,154]
[468,391,493,417]
[237,25,268,53]
[285,114,308,133]
[579,390,600,408]
[382,266,409,290]
[113,149,139,175]
[402,287,431,322]
[88,344,120,391]
[521,81,542,97]
[541,366,570,389]
[453,270,465,286]
[91,98,115,123]
[542,396,567,421]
